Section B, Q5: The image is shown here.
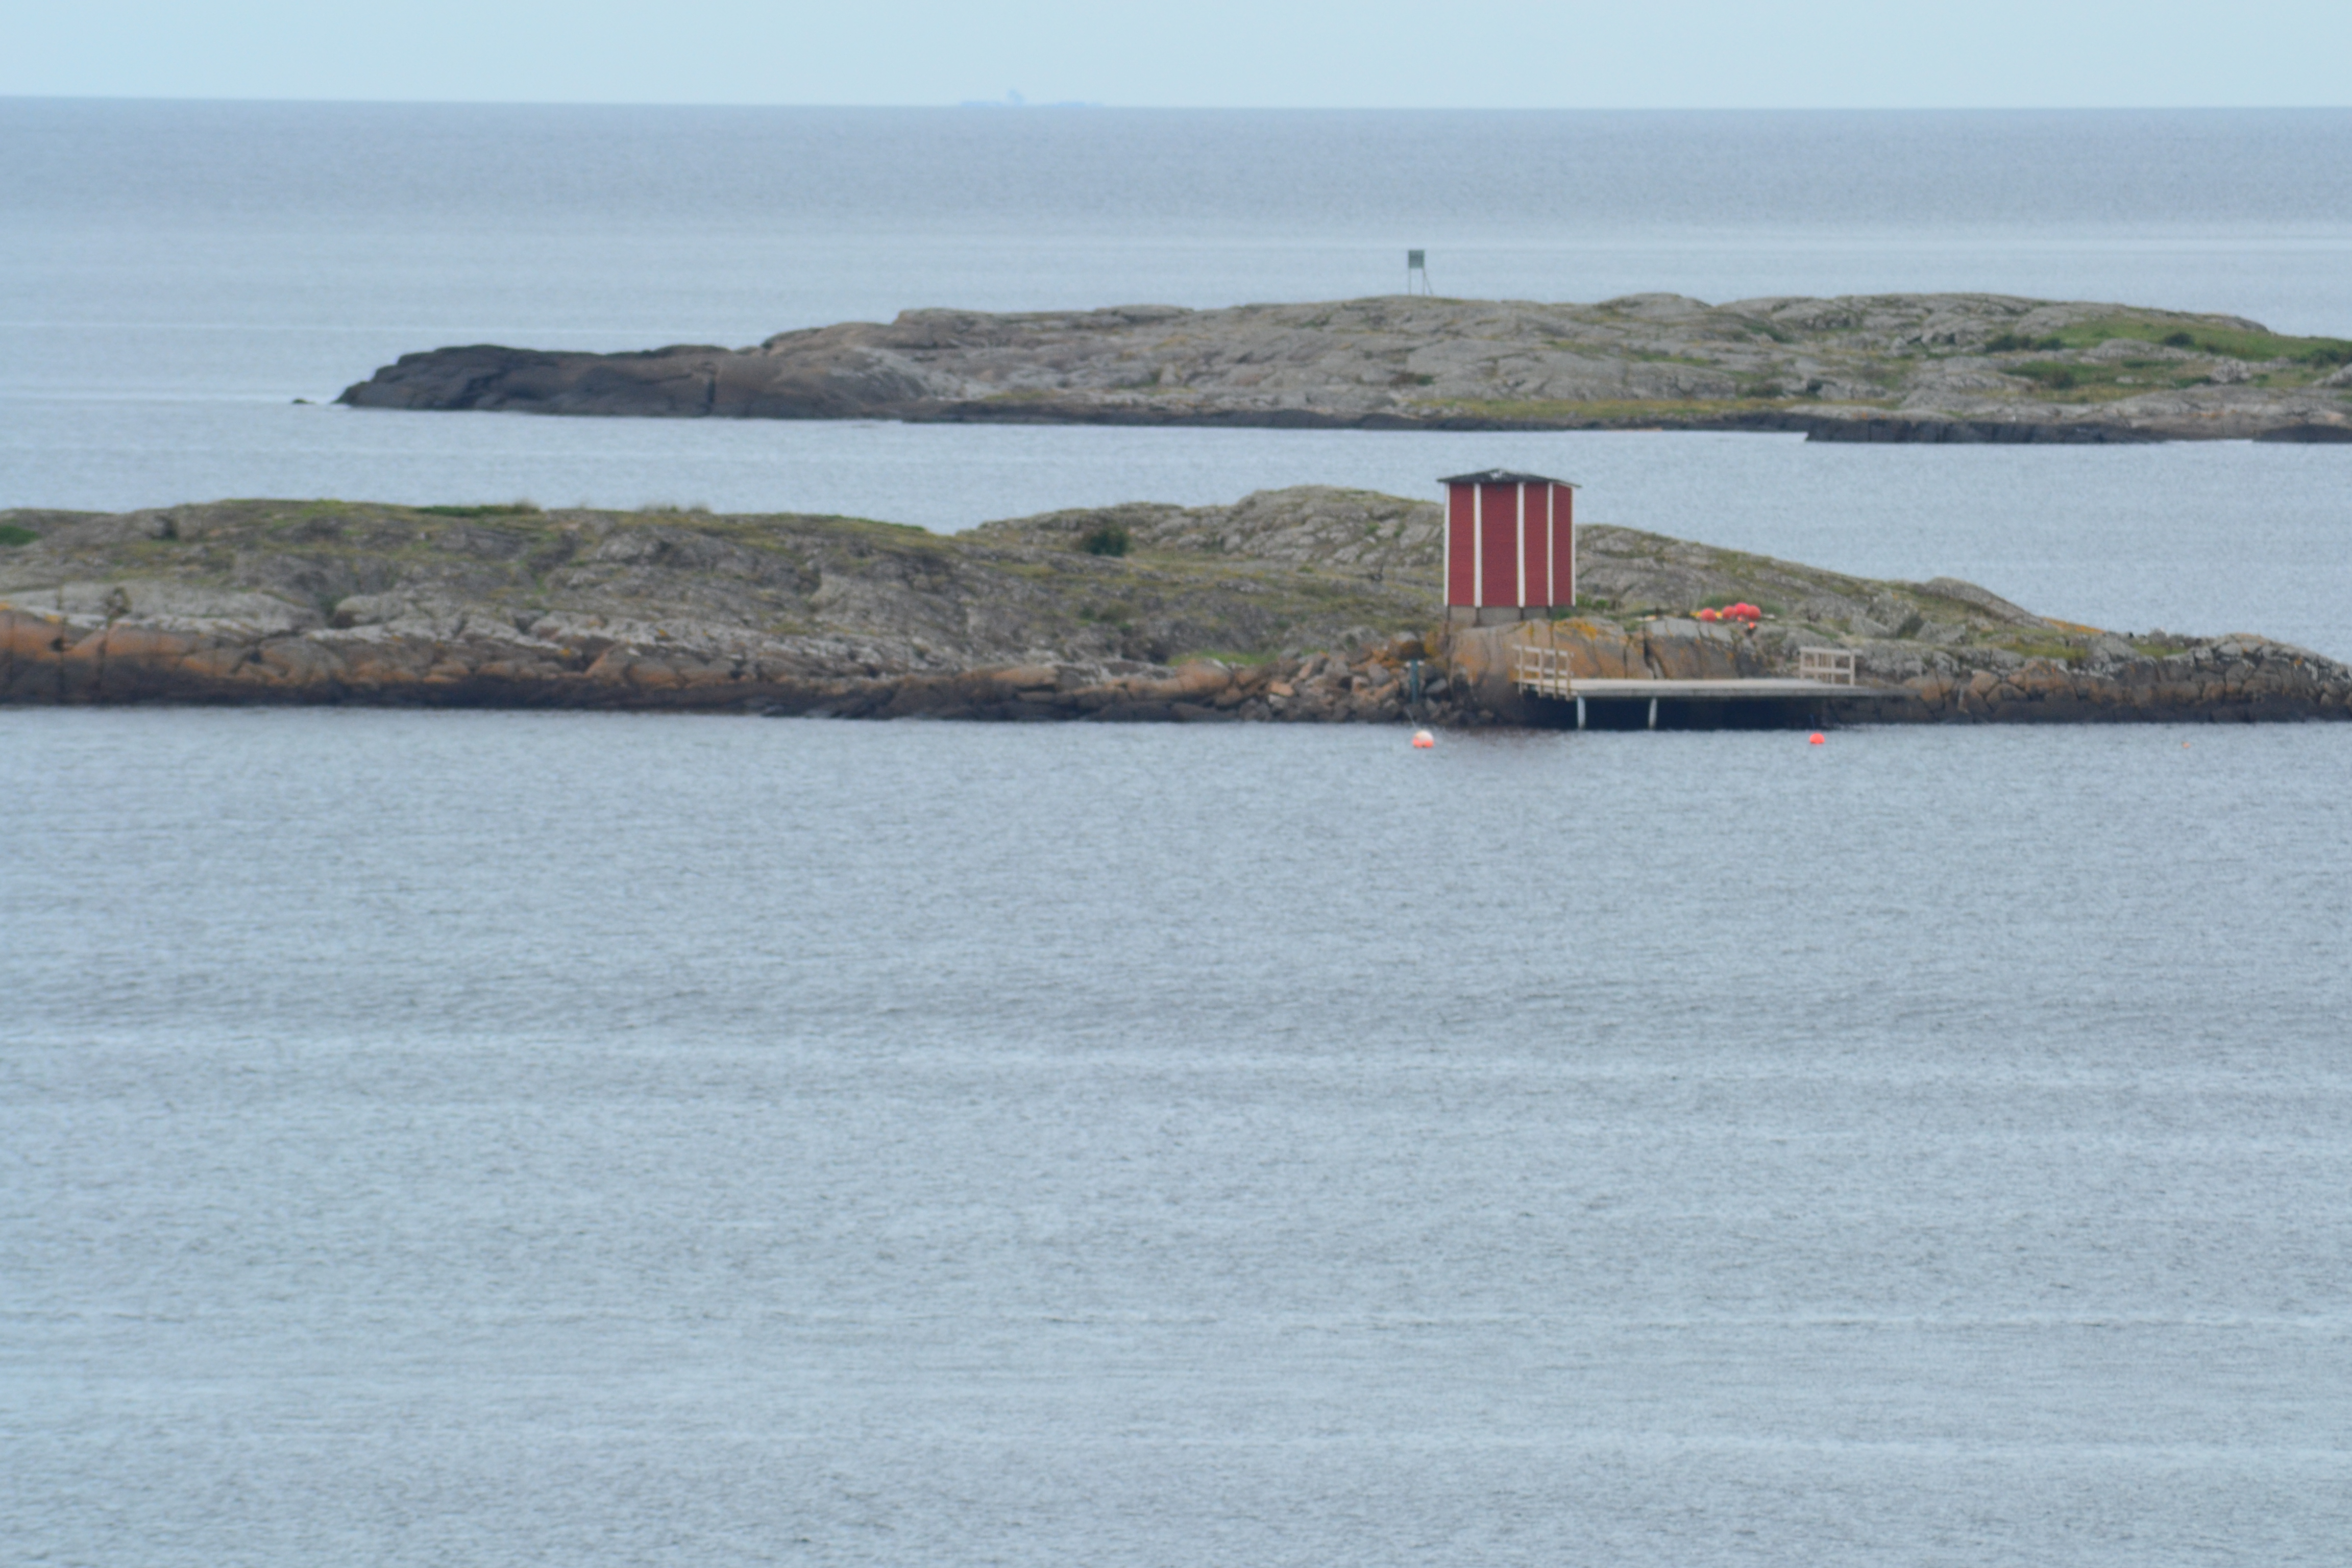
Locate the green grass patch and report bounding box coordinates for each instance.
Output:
[1081,522,1130,557]
[1417,394,1838,423]
[418,502,542,518]
[1993,634,2088,664]
[817,516,936,537]
[1549,599,1651,626]
[1998,358,2214,400]
[2009,360,2080,389]
[1984,332,2067,354]
[0,524,37,547]
[2040,315,2352,365]
[1623,350,1726,367]
[1175,649,1274,666]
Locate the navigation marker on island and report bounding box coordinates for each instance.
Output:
[1406,250,1431,295]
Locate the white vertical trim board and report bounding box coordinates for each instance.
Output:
[1472,483,1484,607]
[1515,482,1527,608]
[1545,484,1555,606]
[1561,484,1575,605]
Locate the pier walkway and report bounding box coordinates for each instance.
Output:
[1511,644,1907,728]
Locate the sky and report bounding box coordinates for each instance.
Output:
[4,0,2348,109]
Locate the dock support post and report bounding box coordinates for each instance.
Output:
[1575,696,1586,731]
[1647,697,1658,730]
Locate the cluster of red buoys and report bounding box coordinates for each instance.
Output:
[1694,603,1763,624]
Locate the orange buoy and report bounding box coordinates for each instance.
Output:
[1411,729,1435,748]
[1808,732,1826,745]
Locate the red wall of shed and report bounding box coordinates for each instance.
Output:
[1559,485,1573,602]
[1523,484,1549,607]
[1446,484,1476,604]
[1479,483,1518,607]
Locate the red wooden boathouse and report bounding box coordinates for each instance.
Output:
[1440,470,1578,625]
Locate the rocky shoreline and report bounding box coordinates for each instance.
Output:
[338,293,2352,443]
[4,491,2347,726]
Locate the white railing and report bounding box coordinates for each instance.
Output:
[1512,643,1578,697]
[1799,647,1857,686]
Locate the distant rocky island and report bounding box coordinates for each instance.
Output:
[4,489,2344,724]
[338,293,2352,443]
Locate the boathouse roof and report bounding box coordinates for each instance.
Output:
[1438,470,1580,488]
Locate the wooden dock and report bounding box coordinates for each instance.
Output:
[1544,677,1877,699]
[1511,645,1906,728]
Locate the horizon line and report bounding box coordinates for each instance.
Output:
[7,94,2351,114]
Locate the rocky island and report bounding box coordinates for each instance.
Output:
[3,490,2344,724]
[338,293,2352,442]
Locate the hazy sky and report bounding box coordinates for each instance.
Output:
[7,0,2347,108]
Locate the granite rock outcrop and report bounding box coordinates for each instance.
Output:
[339,294,2352,442]
[4,491,2345,725]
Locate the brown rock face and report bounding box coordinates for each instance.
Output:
[1538,620,1648,680]
[1636,620,1759,680]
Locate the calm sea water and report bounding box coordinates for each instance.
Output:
[4,104,2352,1567]
[5,710,2350,1566]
